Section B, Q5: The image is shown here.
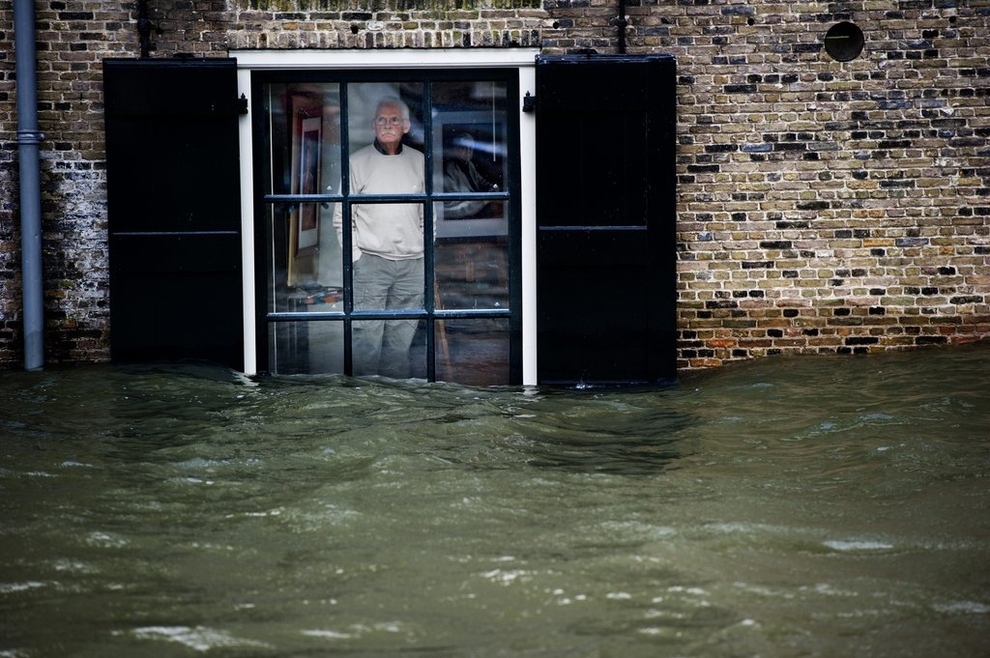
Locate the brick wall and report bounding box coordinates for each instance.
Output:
[545,0,990,368]
[0,5,17,365]
[1,0,987,370]
[0,0,133,366]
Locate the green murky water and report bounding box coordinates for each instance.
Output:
[1,345,988,657]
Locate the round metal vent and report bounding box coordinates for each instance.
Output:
[824,21,865,62]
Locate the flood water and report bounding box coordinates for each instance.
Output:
[1,345,988,657]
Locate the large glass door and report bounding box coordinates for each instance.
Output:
[253,71,521,385]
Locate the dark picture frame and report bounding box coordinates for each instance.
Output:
[294,114,322,256]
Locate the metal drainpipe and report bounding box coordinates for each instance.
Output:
[13,0,45,370]
[617,0,627,54]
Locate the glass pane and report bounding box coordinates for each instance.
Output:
[432,80,508,198]
[352,319,426,379]
[267,203,344,314]
[346,82,425,180]
[435,318,510,386]
[434,193,508,241]
[263,82,344,311]
[435,228,509,311]
[269,320,344,375]
[351,238,425,312]
[345,200,426,305]
[262,82,342,197]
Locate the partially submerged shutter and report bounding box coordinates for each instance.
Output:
[103,58,244,369]
[535,54,677,385]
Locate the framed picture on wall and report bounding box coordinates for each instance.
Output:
[295,115,322,256]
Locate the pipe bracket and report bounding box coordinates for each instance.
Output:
[16,129,45,145]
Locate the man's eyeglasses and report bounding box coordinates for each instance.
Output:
[375,116,406,126]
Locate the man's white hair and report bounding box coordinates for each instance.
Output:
[375,96,410,121]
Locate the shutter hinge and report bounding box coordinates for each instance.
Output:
[522,91,536,113]
[237,94,248,115]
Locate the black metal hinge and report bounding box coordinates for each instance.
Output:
[522,91,536,113]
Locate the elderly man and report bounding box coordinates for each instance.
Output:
[334,96,424,377]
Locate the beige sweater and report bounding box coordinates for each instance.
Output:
[333,144,424,261]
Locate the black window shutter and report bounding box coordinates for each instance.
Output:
[104,58,244,369]
[535,54,677,385]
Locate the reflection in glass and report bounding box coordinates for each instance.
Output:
[266,203,346,314]
[270,320,344,375]
[432,80,508,199]
[442,131,500,218]
[432,80,509,251]
[435,318,510,386]
[353,319,427,379]
[435,228,508,311]
[262,82,342,197]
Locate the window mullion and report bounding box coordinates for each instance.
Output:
[339,82,354,376]
[422,78,437,382]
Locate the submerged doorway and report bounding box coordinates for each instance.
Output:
[252,70,523,385]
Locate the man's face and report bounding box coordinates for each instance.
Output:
[373,103,409,151]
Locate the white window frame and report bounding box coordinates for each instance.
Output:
[234,49,539,384]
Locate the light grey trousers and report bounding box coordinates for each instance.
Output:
[352,254,424,378]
